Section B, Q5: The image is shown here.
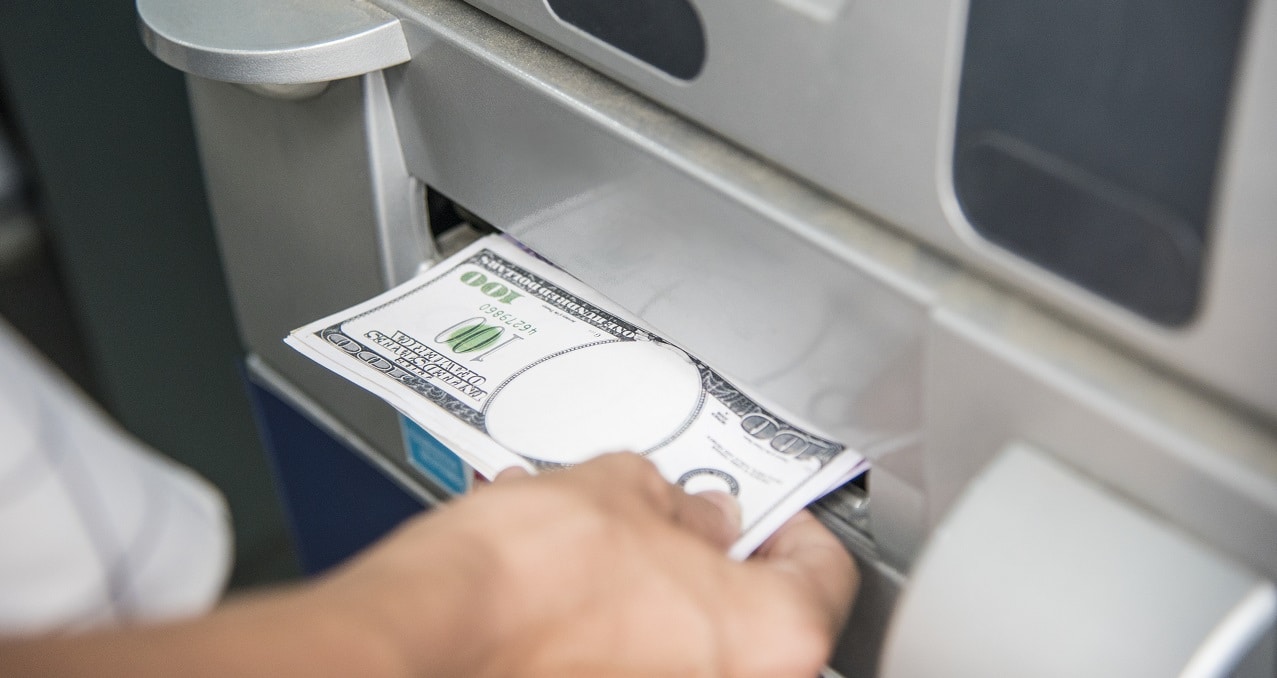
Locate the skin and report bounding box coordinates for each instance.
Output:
[0,452,858,677]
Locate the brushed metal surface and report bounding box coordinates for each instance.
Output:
[456,0,1277,424]
[139,0,410,85]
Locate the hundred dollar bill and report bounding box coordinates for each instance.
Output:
[287,235,867,557]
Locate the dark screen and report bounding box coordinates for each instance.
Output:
[954,0,1251,324]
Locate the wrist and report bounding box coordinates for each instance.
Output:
[309,519,504,678]
[279,586,417,678]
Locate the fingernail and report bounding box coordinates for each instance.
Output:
[494,466,532,483]
[697,490,742,535]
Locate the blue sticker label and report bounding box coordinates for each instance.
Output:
[401,416,470,495]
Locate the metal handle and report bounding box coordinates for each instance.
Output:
[137,0,410,86]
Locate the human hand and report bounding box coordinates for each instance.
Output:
[0,453,856,678]
[317,452,858,678]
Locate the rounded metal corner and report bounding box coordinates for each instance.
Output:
[137,0,411,85]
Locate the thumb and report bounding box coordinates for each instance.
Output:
[670,490,741,551]
[752,510,858,636]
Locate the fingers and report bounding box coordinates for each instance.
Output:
[752,511,858,635]
[479,453,742,551]
[550,453,742,550]
[596,453,741,548]
[671,490,741,550]
[469,465,530,494]
[493,466,532,483]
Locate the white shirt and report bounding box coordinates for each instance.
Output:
[0,319,231,634]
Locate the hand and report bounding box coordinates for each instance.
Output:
[0,453,858,678]
[318,452,859,677]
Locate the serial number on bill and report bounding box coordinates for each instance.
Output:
[479,303,538,335]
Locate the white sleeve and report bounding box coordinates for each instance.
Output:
[0,320,233,634]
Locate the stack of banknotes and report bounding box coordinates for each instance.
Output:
[287,234,868,558]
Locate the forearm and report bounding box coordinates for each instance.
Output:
[0,533,491,678]
[0,587,409,678]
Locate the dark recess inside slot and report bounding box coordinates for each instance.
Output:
[815,470,871,537]
[427,187,497,237]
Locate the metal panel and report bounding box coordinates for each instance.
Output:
[186,75,416,460]
[925,309,1277,581]
[139,0,410,85]
[383,0,930,452]
[370,0,1277,568]
[881,443,1276,678]
[451,0,1277,423]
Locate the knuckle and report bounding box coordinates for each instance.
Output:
[636,463,676,512]
[601,453,671,509]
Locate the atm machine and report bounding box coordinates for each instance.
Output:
[138,0,1277,674]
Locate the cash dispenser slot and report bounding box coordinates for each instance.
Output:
[420,190,885,549]
[388,25,924,659]
[382,8,931,459]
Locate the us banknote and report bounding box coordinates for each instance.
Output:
[287,235,867,557]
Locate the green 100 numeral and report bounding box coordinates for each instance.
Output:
[436,318,524,362]
[460,271,523,304]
